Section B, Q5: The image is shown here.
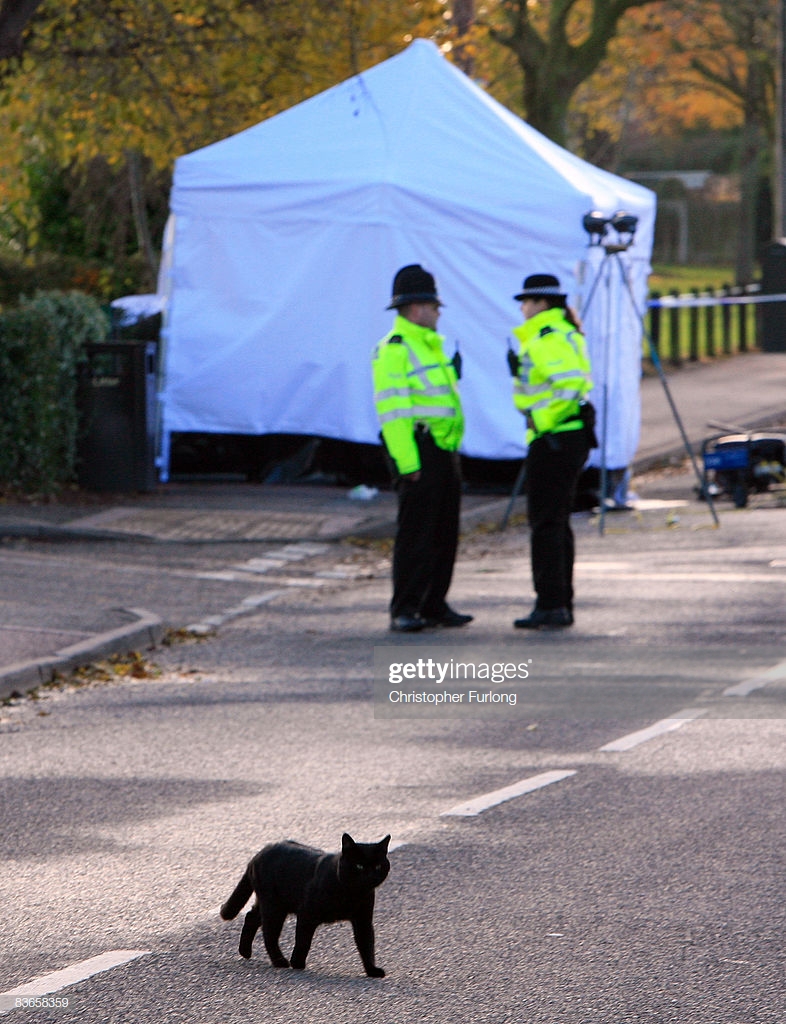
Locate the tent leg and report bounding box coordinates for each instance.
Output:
[157,428,171,483]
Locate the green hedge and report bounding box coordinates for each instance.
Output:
[0,290,109,494]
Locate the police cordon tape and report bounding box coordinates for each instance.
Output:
[647,289,786,310]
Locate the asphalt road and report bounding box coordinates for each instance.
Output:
[1,485,785,1023]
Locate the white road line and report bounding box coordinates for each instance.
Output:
[186,589,288,633]
[723,659,786,697]
[440,769,577,818]
[599,708,707,752]
[0,950,150,1015]
[579,570,784,584]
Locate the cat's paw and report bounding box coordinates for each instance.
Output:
[289,956,306,970]
[238,942,253,960]
[365,966,385,978]
[271,956,290,969]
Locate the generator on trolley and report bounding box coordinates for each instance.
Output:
[701,425,786,508]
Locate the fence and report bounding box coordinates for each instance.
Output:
[646,283,764,364]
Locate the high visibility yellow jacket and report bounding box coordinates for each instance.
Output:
[512,307,593,445]
[372,315,464,475]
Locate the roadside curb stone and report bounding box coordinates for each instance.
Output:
[0,608,164,702]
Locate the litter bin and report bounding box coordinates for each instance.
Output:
[77,340,158,492]
[760,240,786,352]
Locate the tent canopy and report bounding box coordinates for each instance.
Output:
[159,38,656,476]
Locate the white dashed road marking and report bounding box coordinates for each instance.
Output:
[723,659,786,697]
[440,769,577,818]
[598,707,707,752]
[0,951,150,1015]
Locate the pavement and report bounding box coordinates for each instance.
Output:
[1,348,785,697]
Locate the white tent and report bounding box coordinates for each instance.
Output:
[157,39,656,479]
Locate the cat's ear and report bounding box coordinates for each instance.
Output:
[379,835,391,853]
[342,833,356,851]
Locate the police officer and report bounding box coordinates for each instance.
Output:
[508,273,594,629]
[372,264,472,633]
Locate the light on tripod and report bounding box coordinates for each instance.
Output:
[582,210,610,246]
[611,210,638,247]
[583,210,639,251]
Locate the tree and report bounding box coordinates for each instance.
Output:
[0,0,42,59]
[502,0,772,280]
[0,0,447,295]
[1,0,449,167]
[483,0,659,146]
[598,0,774,280]
[566,2,742,168]
[677,0,775,281]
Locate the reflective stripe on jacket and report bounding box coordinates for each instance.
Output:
[372,314,464,475]
[511,307,592,445]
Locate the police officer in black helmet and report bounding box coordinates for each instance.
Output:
[372,264,473,633]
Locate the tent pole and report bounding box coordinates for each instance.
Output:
[598,254,614,536]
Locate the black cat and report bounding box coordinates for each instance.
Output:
[220,833,391,977]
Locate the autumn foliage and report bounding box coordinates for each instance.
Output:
[0,0,774,296]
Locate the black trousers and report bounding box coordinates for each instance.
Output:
[526,429,589,612]
[391,432,461,619]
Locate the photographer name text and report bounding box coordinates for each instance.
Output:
[388,688,517,705]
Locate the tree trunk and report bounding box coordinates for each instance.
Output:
[774,0,786,239]
[0,0,43,59]
[736,111,766,285]
[126,149,159,289]
[736,47,771,284]
[522,66,573,145]
[488,0,655,147]
[453,0,475,76]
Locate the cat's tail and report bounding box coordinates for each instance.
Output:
[220,864,254,920]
